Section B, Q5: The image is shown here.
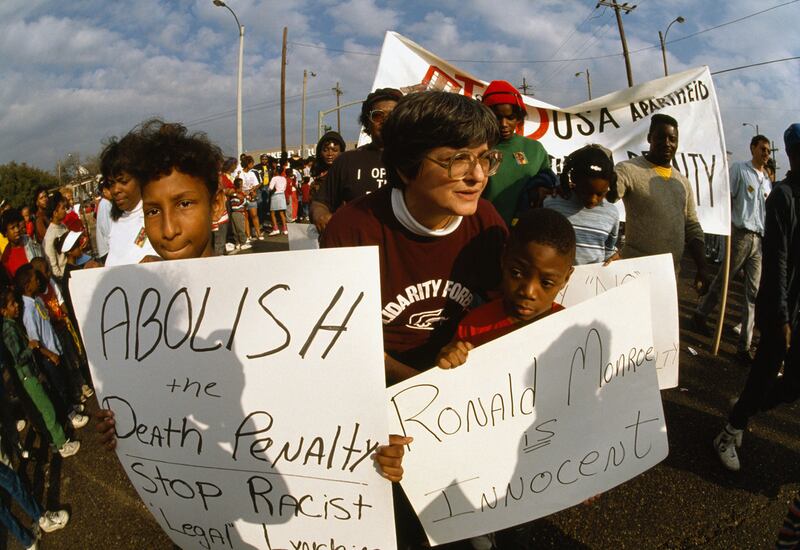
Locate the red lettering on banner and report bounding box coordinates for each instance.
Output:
[454,73,482,98]
[421,66,463,93]
[526,108,550,140]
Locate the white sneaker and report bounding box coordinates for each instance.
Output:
[38,509,69,533]
[282,229,288,235]
[240,243,252,250]
[25,540,38,550]
[58,440,80,458]
[713,426,742,471]
[81,385,94,398]
[68,412,89,429]
[225,242,235,252]
[268,229,280,236]
[258,234,265,240]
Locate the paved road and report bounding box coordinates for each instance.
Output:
[2,247,798,549]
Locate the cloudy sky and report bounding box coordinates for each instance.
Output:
[1,0,798,176]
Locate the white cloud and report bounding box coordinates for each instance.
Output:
[328,0,401,39]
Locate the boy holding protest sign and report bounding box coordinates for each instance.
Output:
[93,120,409,485]
[436,208,575,548]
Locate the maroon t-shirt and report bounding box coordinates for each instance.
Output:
[322,185,508,370]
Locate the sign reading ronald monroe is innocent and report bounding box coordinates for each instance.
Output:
[388,279,668,545]
[70,249,396,550]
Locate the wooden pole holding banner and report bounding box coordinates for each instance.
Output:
[712,233,732,355]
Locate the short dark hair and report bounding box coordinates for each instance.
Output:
[359,88,403,128]
[14,263,37,295]
[45,191,65,219]
[0,208,22,233]
[508,208,576,263]
[0,287,17,311]
[649,113,678,134]
[559,145,616,191]
[131,119,223,198]
[750,134,770,148]
[381,91,501,184]
[222,157,238,174]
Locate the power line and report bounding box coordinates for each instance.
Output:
[185,89,330,127]
[711,56,800,76]
[287,0,799,65]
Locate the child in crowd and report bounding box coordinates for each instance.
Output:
[0,208,43,279]
[30,257,92,401]
[13,265,88,430]
[21,206,34,239]
[94,120,407,488]
[0,451,70,550]
[543,145,620,265]
[268,167,289,235]
[299,176,312,222]
[435,208,576,548]
[0,287,80,458]
[229,178,250,251]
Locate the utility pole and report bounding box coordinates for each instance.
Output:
[332,82,343,133]
[518,77,531,96]
[301,70,316,158]
[597,0,636,87]
[280,26,288,155]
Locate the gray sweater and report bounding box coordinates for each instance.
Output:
[614,155,704,270]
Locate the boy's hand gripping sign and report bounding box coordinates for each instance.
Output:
[70,249,396,550]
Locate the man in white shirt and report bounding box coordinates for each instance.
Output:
[692,135,772,363]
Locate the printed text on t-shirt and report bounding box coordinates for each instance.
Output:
[382,279,474,326]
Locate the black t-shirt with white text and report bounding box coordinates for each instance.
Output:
[314,144,387,212]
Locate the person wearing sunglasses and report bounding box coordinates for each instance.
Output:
[311,87,403,234]
[481,80,555,227]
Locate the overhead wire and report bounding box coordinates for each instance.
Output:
[287,0,799,65]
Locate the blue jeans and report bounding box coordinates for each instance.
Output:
[0,462,42,546]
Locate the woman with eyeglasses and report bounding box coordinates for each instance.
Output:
[322,89,507,550]
[481,80,556,226]
[323,91,507,381]
[311,87,403,234]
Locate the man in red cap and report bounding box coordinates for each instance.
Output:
[311,87,403,233]
[481,80,554,226]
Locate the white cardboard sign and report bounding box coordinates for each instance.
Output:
[369,31,731,236]
[70,249,396,550]
[557,254,679,389]
[387,279,668,545]
[287,223,320,251]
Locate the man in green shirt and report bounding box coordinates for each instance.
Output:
[481,80,553,226]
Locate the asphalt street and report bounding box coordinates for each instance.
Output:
[2,237,798,550]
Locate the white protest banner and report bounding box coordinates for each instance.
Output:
[287,223,320,250]
[557,254,679,389]
[370,32,730,235]
[70,249,396,550]
[387,279,667,545]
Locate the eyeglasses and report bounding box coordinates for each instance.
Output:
[425,150,503,179]
[368,109,393,124]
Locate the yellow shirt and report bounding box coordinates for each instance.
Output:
[0,233,7,253]
[653,165,672,180]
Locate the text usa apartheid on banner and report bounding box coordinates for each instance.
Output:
[387,279,668,545]
[69,249,396,550]
[369,31,731,236]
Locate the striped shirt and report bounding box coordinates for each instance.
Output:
[543,194,619,265]
[777,491,800,549]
